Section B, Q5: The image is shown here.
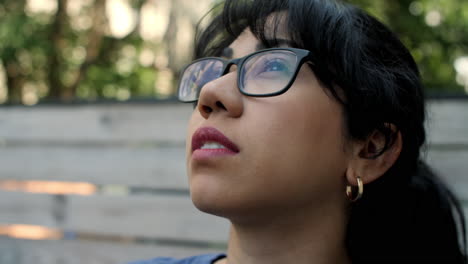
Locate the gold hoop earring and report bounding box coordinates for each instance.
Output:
[346,176,363,202]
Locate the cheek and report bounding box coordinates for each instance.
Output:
[242,88,348,202]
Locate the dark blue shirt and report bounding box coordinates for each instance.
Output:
[128,254,226,264]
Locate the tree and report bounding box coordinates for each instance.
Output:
[0,0,212,104]
[0,0,466,105]
[348,0,468,93]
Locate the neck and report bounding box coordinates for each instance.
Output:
[220,204,351,264]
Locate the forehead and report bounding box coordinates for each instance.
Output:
[225,12,291,59]
[227,29,260,59]
[225,31,294,59]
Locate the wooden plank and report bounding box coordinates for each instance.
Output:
[0,191,230,242]
[0,104,192,143]
[0,237,224,264]
[67,194,229,242]
[0,146,188,189]
[424,149,468,200]
[426,100,468,145]
[0,100,465,144]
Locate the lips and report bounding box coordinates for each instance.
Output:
[191,127,240,153]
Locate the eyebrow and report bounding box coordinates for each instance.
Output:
[221,47,234,59]
[221,38,295,59]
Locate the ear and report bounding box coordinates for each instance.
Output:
[346,124,403,186]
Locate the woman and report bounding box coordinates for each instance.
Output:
[132,0,467,263]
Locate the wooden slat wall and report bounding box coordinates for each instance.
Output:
[425,100,468,197]
[0,238,220,264]
[0,191,229,242]
[0,100,466,264]
[1,146,187,188]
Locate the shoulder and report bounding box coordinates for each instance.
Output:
[128,253,226,264]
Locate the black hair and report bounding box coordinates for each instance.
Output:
[193,0,467,263]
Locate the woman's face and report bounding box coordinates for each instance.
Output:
[186,28,351,221]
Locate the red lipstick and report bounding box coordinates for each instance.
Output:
[191,127,239,160]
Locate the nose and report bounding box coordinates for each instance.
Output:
[196,67,244,119]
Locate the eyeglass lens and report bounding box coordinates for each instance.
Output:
[178,59,224,102]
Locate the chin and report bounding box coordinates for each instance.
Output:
[189,177,252,221]
[189,174,230,217]
[190,191,232,219]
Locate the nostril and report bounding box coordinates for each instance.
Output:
[202,105,213,113]
[216,101,227,110]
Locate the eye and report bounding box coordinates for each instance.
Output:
[263,59,291,73]
[247,55,294,79]
[240,50,299,95]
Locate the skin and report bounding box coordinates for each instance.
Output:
[186,27,402,264]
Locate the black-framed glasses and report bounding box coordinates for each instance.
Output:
[177,47,311,103]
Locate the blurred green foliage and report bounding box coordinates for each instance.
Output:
[349,0,468,93]
[0,0,186,104]
[0,0,466,105]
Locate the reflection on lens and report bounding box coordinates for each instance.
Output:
[241,51,297,95]
[178,59,224,102]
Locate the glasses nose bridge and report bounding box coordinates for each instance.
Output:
[221,58,242,76]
